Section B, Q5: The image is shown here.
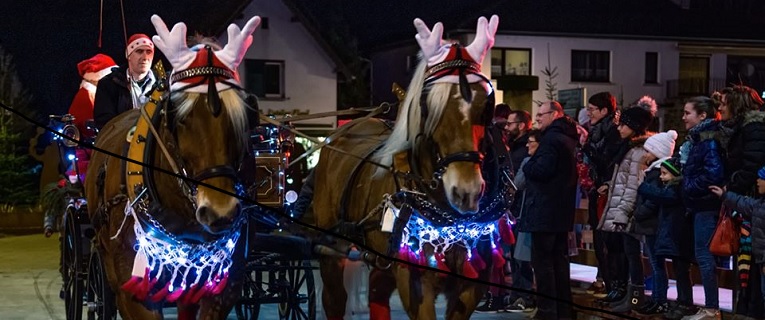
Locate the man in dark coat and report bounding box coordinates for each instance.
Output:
[519,101,579,320]
[93,34,157,130]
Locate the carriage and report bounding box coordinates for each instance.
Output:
[51,12,515,320]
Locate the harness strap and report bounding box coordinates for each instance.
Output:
[125,62,169,201]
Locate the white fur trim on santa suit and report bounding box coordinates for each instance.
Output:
[83,67,114,83]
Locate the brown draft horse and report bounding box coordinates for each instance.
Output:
[85,15,260,319]
[312,16,503,320]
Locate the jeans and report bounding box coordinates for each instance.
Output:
[510,228,534,303]
[693,210,719,309]
[644,235,668,303]
[531,232,572,320]
[623,234,644,286]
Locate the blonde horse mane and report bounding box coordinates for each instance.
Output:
[373,54,454,174]
[170,90,251,146]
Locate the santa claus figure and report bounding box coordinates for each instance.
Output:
[68,53,117,136]
[66,53,116,183]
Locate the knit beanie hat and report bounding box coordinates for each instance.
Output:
[644,130,678,159]
[758,165,765,180]
[125,34,154,58]
[661,157,682,177]
[620,95,658,135]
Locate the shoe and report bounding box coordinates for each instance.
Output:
[586,280,606,295]
[664,303,698,320]
[634,299,668,315]
[681,308,721,320]
[475,293,500,313]
[504,297,536,313]
[598,281,626,304]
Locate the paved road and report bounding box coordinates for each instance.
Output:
[0,234,531,320]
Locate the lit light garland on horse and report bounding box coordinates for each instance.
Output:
[120,197,246,303]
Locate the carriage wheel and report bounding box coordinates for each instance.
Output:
[277,260,315,320]
[86,248,116,320]
[62,207,84,320]
[235,269,263,320]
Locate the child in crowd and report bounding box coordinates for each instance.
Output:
[636,156,696,318]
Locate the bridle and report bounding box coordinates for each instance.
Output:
[144,46,250,208]
[413,43,496,191]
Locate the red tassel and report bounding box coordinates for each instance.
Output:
[499,217,515,245]
[191,283,210,303]
[211,275,228,295]
[120,276,141,293]
[134,269,154,301]
[434,253,450,273]
[397,246,411,269]
[470,247,487,271]
[408,250,419,266]
[418,252,427,266]
[491,248,505,268]
[369,302,391,320]
[150,282,171,303]
[462,261,479,279]
[165,286,185,303]
[180,284,200,305]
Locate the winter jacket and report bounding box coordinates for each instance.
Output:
[582,113,624,186]
[598,134,651,232]
[509,134,529,217]
[93,67,157,130]
[511,157,529,220]
[518,116,579,233]
[682,119,725,212]
[637,168,693,259]
[633,164,661,235]
[723,111,765,195]
[722,191,765,264]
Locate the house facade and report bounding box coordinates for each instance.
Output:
[371,32,765,131]
[234,0,339,133]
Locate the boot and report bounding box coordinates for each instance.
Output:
[634,299,669,315]
[609,287,631,313]
[597,280,626,304]
[627,284,648,310]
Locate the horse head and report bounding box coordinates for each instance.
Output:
[151,15,261,234]
[377,15,499,214]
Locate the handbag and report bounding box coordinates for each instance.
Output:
[708,206,740,257]
[596,193,608,221]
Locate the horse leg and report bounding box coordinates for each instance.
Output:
[444,279,484,320]
[176,303,199,320]
[394,265,437,320]
[319,257,347,320]
[114,290,162,320]
[368,267,395,320]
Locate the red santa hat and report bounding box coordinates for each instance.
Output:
[125,33,154,58]
[77,54,117,82]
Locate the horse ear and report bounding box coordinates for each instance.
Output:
[217,16,262,71]
[466,15,499,65]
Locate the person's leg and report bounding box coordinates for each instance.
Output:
[553,231,573,319]
[588,189,607,285]
[623,234,645,286]
[646,237,668,303]
[531,232,558,320]
[693,211,719,309]
[673,257,694,306]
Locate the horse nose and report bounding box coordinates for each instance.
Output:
[196,203,242,234]
[450,182,484,214]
